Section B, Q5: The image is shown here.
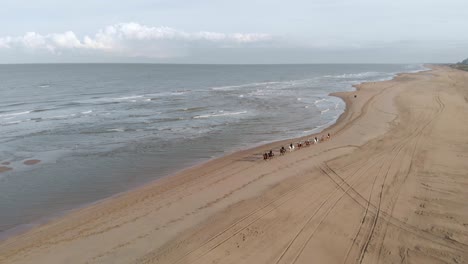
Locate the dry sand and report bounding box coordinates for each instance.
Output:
[1,66,467,264]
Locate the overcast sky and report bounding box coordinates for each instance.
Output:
[0,0,467,63]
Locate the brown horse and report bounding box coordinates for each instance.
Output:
[280,147,286,155]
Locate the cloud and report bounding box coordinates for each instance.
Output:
[0,22,273,58]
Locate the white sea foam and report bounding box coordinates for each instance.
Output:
[211,81,280,91]
[193,111,247,119]
[3,121,21,125]
[314,99,327,104]
[81,110,93,114]
[46,114,77,120]
[324,72,387,79]
[76,95,145,105]
[1,119,32,126]
[0,111,31,118]
[140,90,189,99]
[321,109,330,114]
[107,128,125,132]
[248,89,269,97]
[114,95,144,100]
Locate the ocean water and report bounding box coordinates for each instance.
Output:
[0,63,426,235]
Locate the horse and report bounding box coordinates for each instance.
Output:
[280,147,286,155]
[268,150,275,159]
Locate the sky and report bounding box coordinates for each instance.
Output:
[0,0,467,63]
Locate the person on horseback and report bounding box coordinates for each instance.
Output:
[268,150,274,158]
[280,146,286,155]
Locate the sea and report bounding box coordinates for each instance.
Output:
[0,63,427,237]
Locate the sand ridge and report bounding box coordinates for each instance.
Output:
[0,66,467,263]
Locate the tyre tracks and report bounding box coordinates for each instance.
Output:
[274,154,387,264]
[138,167,325,263]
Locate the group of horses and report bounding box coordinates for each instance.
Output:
[263,133,331,160]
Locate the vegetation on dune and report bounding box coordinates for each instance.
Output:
[451,58,468,71]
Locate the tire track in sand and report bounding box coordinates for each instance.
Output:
[274,153,387,264]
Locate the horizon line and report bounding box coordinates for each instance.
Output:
[0,62,438,66]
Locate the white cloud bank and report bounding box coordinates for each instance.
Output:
[0,22,273,58]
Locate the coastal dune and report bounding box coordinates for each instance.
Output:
[1,66,468,263]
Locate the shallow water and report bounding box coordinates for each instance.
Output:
[0,63,426,234]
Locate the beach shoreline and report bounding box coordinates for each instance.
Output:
[0,66,427,241]
[3,65,467,264]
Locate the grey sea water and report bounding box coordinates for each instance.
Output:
[0,63,426,235]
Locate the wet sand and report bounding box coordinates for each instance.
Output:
[22,160,41,166]
[0,160,40,175]
[0,166,12,173]
[1,65,467,263]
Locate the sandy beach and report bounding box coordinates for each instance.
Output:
[1,65,467,263]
